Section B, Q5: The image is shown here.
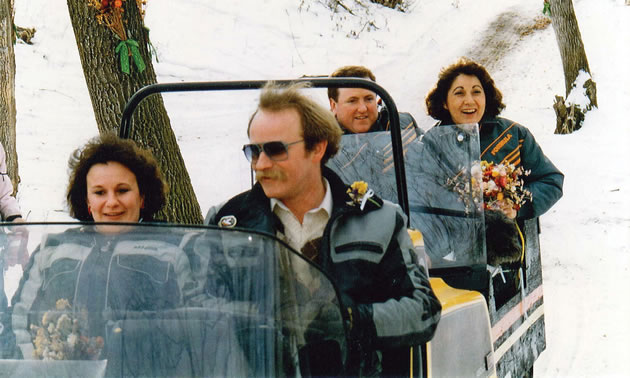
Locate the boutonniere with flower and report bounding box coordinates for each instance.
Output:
[30,299,104,360]
[478,160,532,219]
[346,181,382,211]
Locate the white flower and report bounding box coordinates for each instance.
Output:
[471,164,482,178]
[67,333,78,348]
[486,180,498,192]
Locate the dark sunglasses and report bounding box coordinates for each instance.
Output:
[242,140,304,162]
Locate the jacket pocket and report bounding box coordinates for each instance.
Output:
[335,242,383,255]
[42,258,81,291]
[333,242,384,264]
[111,255,179,311]
[114,254,171,284]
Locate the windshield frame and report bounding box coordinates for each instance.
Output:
[117,78,410,222]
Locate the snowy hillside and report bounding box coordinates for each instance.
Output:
[12,0,630,375]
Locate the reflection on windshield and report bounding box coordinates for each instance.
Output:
[0,223,345,377]
[328,124,485,269]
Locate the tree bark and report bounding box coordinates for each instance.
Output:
[0,0,19,191]
[553,95,583,134]
[66,0,202,224]
[370,0,405,10]
[549,0,591,97]
[549,0,596,134]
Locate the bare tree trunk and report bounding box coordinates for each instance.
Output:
[549,0,596,134]
[66,0,202,224]
[549,0,591,96]
[0,0,18,190]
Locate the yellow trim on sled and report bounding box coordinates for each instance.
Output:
[427,278,496,378]
[430,277,486,314]
[408,229,423,245]
[409,346,413,378]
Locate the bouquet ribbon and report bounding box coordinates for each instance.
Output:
[115,39,146,74]
[360,189,375,211]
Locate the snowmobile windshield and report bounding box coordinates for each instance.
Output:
[0,223,346,377]
[328,123,485,270]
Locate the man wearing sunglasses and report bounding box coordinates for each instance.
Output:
[328,65,422,137]
[206,82,440,376]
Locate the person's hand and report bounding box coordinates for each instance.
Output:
[498,201,517,219]
[484,210,522,266]
[339,294,375,348]
[303,301,345,343]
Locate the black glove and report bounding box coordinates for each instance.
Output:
[304,302,344,342]
[485,210,522,266]
[339,294,376,349]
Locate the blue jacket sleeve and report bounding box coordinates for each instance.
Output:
[517,126,564,219]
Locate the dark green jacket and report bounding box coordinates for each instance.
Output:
[478,117,564,219]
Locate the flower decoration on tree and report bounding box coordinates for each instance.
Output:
[542,0,551,17]
[478,160,532,219]
[30,299,104,360]
[346,181,381,211]
[88,0,147,74]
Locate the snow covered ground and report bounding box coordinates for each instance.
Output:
[11,0,630,375]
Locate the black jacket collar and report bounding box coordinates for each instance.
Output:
[213,166,383,234]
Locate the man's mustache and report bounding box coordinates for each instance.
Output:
[256,170,286,181]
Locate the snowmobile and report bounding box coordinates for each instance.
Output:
[0,78,545,377]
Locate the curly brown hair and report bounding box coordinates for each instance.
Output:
[327,65,376,101]
[425,57,506,123]
[67,134,168,221]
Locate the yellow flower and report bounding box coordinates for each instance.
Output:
[350,181,368,195]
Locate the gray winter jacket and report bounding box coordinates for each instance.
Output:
[10,227,195,358]
[206,167,441,374]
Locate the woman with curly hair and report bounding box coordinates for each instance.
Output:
[425,57,564,220]
[9,134,195,361]
[66,133,167,228]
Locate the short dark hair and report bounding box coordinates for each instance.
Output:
[67,134,167,221]
[248,82,342,165]
[327,65,376,101]
[425,57,506,123]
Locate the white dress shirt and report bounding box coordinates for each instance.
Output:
[270,179,332,252]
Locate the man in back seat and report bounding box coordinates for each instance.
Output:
[328,65,423,137]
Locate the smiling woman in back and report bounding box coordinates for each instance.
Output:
[425,57,564,220]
